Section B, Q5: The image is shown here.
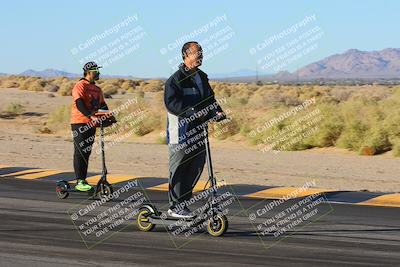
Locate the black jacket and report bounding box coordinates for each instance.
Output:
[164,64,223,144]
[164,64,222,118]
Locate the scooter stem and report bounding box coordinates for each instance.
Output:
[203,126,215,189]
[100,120,107,177]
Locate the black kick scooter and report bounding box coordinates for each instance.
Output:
[56,110,116,200]
[136,115,229,237]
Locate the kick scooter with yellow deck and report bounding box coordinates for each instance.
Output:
[136,114,229,237]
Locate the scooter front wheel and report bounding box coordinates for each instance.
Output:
[207,214,228,237]
[98,184,113,201]
[137,207,155,232]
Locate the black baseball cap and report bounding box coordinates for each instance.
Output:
[83,61,103,71]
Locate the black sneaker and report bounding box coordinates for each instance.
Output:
[167,207,194,219]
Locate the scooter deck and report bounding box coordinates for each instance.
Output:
[148,213,198,226]
[64,188,94,193]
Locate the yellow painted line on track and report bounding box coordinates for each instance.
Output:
[148,180,222,192]
[245,187,335,199]
[357,193,400,208]
[1,169,51,177]
[146,183,168,191]
[70,174,139,185]
[15,170,65,180]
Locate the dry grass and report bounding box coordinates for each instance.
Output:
[2,75,400,156]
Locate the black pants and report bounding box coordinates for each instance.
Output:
[71,124,96,181]
[168,142,206,209]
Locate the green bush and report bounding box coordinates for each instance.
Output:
[336,120,368,150]
[308,104,343,147]
[359,126,391,155]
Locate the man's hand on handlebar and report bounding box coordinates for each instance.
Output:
[214,111,227,122]
[90,115,100,123]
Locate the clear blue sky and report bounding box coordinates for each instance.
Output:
[0,0,398,77]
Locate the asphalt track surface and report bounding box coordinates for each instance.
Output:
[0,177,400,267]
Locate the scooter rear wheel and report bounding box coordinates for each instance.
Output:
[137,207,155,232]
[56,182,69,199]
[207,214,228,237]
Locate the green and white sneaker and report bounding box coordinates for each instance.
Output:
[75,179,93,191]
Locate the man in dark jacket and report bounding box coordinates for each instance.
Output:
[164,41,225,218]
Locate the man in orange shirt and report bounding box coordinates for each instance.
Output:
[70,62,109,191]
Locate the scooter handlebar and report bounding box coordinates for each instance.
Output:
[93,110,117,127]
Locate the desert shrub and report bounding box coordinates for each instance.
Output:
[140,80,164,92]
[121,80,136,91]
[226,96,248,108]
[307,104,343,147]
[47,104,71,132]
[59,81,75,96]
[44,84,59,92]
[134,110,163,136]
[247,93,266,109]
[263,89,286,106]
[7,80,20,88]
[133,116,156,136]
[3,75,400,155]
[28,80,47,91]
[336,120,368,150]
[2,79,19,88]
[102,83,119,97]
[19,77,39,90]
[390,138,400,157]
[155,132,167,144]
[210,117,241,140]
[53,77,70,84]
[3,102,25,115]
[133,90,145,98]
[112,99,165,137]
[329,87,353,102]
[359,126,391,155]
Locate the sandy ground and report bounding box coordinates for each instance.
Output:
[0,87,399,193]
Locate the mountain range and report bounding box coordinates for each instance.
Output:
[2,48,400,81]
[19,69,79,78]
[297,48,400,80]
[219,48,400,82]
[17,69,136,79]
